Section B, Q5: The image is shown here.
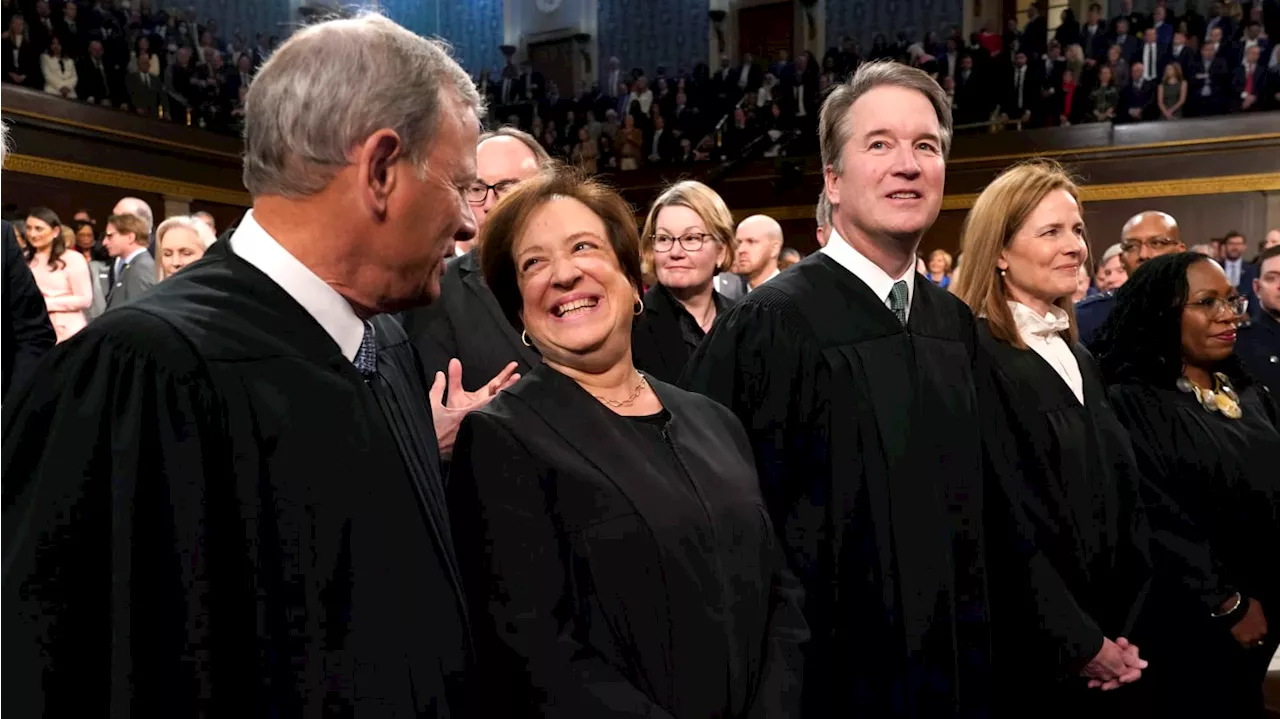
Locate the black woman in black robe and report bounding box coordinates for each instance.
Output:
[1096,252,1280,718]
[953,161,1153,717]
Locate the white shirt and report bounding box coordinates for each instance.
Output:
[1009,301,1084,404]
[1223,257,1243,287]
[230,210,364,362]
[1143,43,1158,79]
[820,229,916,322]
[747,267,781,291]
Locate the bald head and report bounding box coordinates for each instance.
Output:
[1119,210,1182,274]
[113,197,155,234]
[735,214,784,288]
[468,132,545,248]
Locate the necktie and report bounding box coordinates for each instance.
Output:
[888,280,909,326]
[1146,46,1155,79]
[353,321,378,378]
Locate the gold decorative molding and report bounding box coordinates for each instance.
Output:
[725,172,1280,220]
[2,106,243,160]
[4,153,251,207]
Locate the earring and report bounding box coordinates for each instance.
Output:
[521,330,532,347]
[999,268,1007,277]
[633,300,644,316]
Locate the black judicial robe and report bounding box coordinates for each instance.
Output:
[978,326,1151,716]
[1108,381,1280,718]
[682,253,990,717]
[1,240,472,716]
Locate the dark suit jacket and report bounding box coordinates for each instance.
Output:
[1236,311,1280,393]
[1233,62,1267,109]
[1118,78,1157,121]
[632,283,733,385]
[127,70,168,116]
[1113,35,1141,64]
[448,364,806,716]
[401,248,539,397]
[76,55,116,103]
[106,250,157,310]
[2,37,42,88]
[1189,54,1231,115]
[1,221,56,399]
[1075,291,1115,351]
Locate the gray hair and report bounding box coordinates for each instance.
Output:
[815,190,833,228]
[1101,242,1124,264]
[115,197,155,234]
[0,119,8,168]
[819,60,953,176]
[242,13,484,198]
[478,126,552,166]
[156,215,218,250]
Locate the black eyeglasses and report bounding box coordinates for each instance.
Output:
[465,180,518,205]
[1185,295,1248,317]
[652,233,712,253]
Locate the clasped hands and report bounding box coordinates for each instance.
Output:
[431,359,520,459]
[1080,636,1147,691]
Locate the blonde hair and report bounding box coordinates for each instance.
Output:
[639,180,736,276]
[927,248,953,274]
[155,215,218,281]
[952,160,1081,349]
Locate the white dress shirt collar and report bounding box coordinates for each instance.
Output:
[820,228,916,321]
[1009,301,1084,404]
[229,210,365,362]
[122,246,148,265]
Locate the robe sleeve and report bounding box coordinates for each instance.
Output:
[977,351,1105,676]
[2,308,225,715]
[3,228,55,394]
[1107,384,1239,615]
[447,411,678,718]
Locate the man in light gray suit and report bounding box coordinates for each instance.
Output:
[714,270,746,300]
[103,212,156,309]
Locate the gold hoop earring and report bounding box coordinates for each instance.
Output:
[633,300,644,316]
[521,330,532,347]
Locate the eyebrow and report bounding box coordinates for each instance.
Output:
[862,129,942,145]
[655,225,707,234]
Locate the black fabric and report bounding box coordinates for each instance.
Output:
[1075,291,1115,350]
[682,253,990,717]
[631,282,732,385]
[1108,381,1280,717]
[448,365,807,718]
[1237,311,1280,392]
[401,248,539,399]
[977,325,1152,716]
[1,220,56,399]
[2,240,471,716]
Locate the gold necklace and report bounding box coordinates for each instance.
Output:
[594,373,649,408]
[1176,372,1243,419]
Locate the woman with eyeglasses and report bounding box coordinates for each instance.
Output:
[631,180,738,384]
[1096,252,1280,717]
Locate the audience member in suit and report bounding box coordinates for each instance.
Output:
[1188,42,1230,116]
[1037,43,1067,125]
[1119,62,1157,122]
[735,53,763,94]
[402,127,546,428]
[1,218,56,400]
[1151,5,1175,46]
[3,15,42,89]
[1136,28,1167,83]
[632,181,738,385]
[449,169,806,717]
[1003,51,1040,126]
[644,113,678,166]
[1235,246,1280,391]
[1240,21,1270,64]
[126,53,168,117]
[952,55,988,124]
[102,212,156,310]
[76,39,116,106]
[1233,44,1267,111]
[1022,5,1049,57]
[54,1,88,58]
[1111,18,1141,64]
[1080,3,1109,60]
[1220,231,1259,312]
[2,17,483,714]
[1077,211,1185,348]
[1112,0,1147,35]
[1167,31,1194,76]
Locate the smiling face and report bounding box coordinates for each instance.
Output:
[998,189,1088,309]
[826,84,946,246]
[653,204,726,293]
[514,197,639,371]
[159,226,206,278]
[1181,260,1243,367]
[24,216,56,251]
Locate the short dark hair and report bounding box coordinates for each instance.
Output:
[1257,245,1280,265]
[1224,231,1246,243]
[478,165,643,332]
[107,213,151,247]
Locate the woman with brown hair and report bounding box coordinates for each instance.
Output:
[631,180,738,384]
[449,167,805,717]
[24,207,93,343]
[954,160,1152,716]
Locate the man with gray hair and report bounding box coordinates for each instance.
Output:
[1,119,57,399]
[686,60,994,716]
[1094,242,1128,292]
[4,15,485,714]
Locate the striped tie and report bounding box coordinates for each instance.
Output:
[888,280,909,326]
[353,321,378,378]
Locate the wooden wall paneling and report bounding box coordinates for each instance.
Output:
[1,172,164,232]
[189,200,249,237]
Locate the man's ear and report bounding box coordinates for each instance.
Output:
[356,129,405,219]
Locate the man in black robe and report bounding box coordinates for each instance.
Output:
[3,16,490,715]
[684,60,991,716]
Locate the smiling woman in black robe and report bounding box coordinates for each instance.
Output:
[953,161,1152,716]
[448,169,806,717]
[1096,252,1280,718]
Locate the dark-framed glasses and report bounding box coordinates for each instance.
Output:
[1120,236,1179,254]
[465,180,518,205]
[652,232,712,253]
[1185,295,1248,317]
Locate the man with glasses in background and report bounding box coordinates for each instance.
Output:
[1078,210,1185,347]
[402,127,549,457]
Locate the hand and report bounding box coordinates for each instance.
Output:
[1081,637,1146,691]
[429,359,520,459]
[1229,598,1267,649]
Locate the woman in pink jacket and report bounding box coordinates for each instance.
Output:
[25,207,93,343]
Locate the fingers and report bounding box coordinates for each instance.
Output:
[447,358,465,400]
[429,371,446,408]
[486,362,519,395]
